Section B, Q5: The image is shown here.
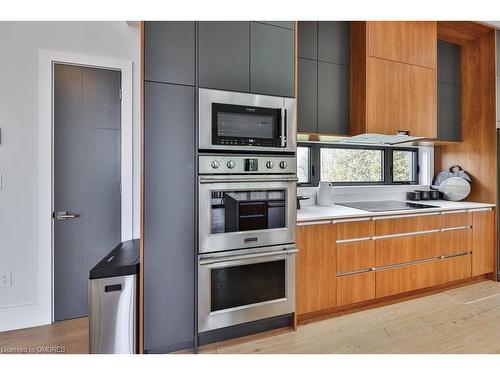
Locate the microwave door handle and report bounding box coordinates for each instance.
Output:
[280,107,286,147]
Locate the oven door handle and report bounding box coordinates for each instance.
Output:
[199,248,298,266]
[199,176,298,184]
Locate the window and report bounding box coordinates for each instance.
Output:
[320,148,383,183]
[297,143,419,186]
[392,149,418,183]
[297,146,310,184]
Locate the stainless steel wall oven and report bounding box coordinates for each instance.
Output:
[198,155,297,254]
[197,154,297,332]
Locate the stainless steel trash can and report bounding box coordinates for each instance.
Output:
[89,239,139,354]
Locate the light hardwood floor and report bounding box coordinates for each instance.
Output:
[201,281,500,354]
[0,317,88,354]
[2,281,500,354]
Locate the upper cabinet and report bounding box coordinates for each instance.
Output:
[198,22,250,93]
[437,40,462,141]
[350,21,437,138]
[368,21,437,69]
[297,21,350,135]
[298,21,317,60]
[198,21,295,98]
[250,22,295,97]
[318,22,350,65]
[144,21,196,86]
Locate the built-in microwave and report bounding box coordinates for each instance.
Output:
[198,88,296,153]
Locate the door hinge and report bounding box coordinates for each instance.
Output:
[119,89,123,100]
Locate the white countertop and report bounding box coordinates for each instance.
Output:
[297,200,495,223]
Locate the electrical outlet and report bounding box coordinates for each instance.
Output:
[0,271,12,287]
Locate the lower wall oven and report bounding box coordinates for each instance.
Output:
[198,245,296,333]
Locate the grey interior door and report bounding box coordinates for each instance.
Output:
[53,63,121,321]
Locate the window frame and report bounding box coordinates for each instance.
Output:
[297,143,420,187]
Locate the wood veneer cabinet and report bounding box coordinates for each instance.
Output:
[443,211,472,228]
[296,224,337,315]
[374,213,444,236]
[337,272,375,306]
[472,210,495,276]
[337,240,375,273]
[296,209,494,322]
[350,21,437,138]
[376,254,471,298]
[367,21,437,69]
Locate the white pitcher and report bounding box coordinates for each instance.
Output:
[317,181,332,207]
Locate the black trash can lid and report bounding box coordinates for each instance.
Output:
[89,239,140,279]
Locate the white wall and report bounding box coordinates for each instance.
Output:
[0,21,141,331]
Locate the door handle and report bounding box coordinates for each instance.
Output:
[54,211,80,220]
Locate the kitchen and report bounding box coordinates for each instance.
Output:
[1,5,500,372]
[141,19,498,354]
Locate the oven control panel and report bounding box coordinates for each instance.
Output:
[199,155,296,175]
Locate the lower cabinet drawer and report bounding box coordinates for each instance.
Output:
[337,271,375,306]
[375,232,438,267]
[376,254,472,298]
[440,254,472,284]
[337,240,375,273]
[444,211,472,228]
[439,228,472,256]
[375,214,444,236]
[337,220,374,241]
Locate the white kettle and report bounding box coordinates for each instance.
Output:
[317,181,332,207]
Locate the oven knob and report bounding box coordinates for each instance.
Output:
[211,160,220,169]
[227,160,235,169]
[266,161,274,169]
[279,161,288,169]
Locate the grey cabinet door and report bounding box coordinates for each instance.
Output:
[318,61,349,135]
[144,82,195,353]
[297,58,318,133]
[318,22,350,65]
[438,82,461,141]
[144,22,195,86]
[250,22,295,97]
[437,40,461,85]
[298,21,318,60]
[198,22,250,92]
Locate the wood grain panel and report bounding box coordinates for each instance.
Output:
[368,21,437,68]
[376,255,472,298]
[375,232,438,267]
[349,21,367,136]
[408,64,437,138]
[336,220,374,240]
[337,240,375,273]
[366,57,409,135]
[375,214,444,236]
[472,210,495,276]
[444,211,472,228]
[376,261,437,298]
[439,228,472,256]
[437,21,493,46]
[337,271,375,306]
[440,254,472,284]
[434,30,497,204]
[296,224,337,315]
